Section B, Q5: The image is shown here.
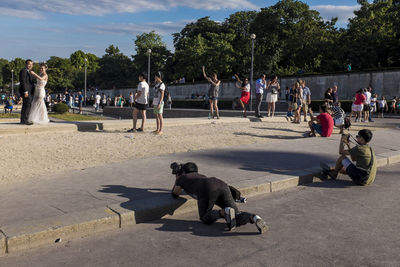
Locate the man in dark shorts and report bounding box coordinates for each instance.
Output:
[171,162,268,233]
[324,129,376,185]
[128,73,149,133]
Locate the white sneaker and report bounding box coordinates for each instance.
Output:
[253,215,268,234]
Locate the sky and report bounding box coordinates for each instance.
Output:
[0,0,361,61]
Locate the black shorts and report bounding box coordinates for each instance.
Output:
[346,164,368,185]
[133,102,147,111]
[363,104,371,111]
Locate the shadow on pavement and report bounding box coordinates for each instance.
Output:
[195,150,334,175]
[99,185,187,223]
[234,132,303,140]
[303,179,356,189]
[152,218,260,237]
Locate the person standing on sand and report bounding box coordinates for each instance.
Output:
[153,71,165,135]
[202,66,220,119]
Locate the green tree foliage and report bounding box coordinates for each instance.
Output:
[343,0,399,70]
[95,45,134,88]
[173,17,236,80]
[46,56,75,91]
[132,31,172,82]
[2,58,26,85]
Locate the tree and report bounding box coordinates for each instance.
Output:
[223,11,257,76]
[96,45,134,88]
[46,56,75,92]
[132,31,172,82]
[343,0,398,69]
[2,58,26,87]
[0,58,9,87]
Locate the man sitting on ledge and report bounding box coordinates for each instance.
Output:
[325,129,376,185]
[171,162,268,233]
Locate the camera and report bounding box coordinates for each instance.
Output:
[170,162,183,175]
[342,133,350,142]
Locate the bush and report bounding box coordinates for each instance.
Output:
[53,103,69,114]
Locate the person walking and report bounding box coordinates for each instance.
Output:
[301,80,311,122]
[153,72,165,135]
[95,92,101,112]
[353,89,366,122]
[202,66,220,119]
[255,74,266,118]
[234,74,250,118]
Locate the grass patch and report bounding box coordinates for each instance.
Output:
[49,113,102,121]
[0,113,20,119]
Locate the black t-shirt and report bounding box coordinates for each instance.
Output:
[325,92,333,101]
[175,172,227,199]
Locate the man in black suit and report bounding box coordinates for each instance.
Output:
[19,59,34,125]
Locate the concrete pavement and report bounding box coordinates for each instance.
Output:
[1,163,400,266]
[0,124,399,254]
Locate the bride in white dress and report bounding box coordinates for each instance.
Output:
[28,63,49,124]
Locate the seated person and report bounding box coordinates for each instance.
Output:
[171,162,268,233]
[331,102,346,134]
[4,98,13,113]
[308,104,334,137]
[326,129,376,186]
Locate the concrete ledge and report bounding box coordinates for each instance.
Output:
[377,151,400,165]
[1,207,119,253]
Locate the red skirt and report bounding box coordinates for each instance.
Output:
[240,91,250,104]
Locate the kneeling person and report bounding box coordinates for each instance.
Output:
[171,162,268,233]
[327,129,376,185]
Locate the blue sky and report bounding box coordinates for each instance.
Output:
[0,0,360,61]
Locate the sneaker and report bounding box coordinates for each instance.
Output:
[127,128,137,133]
[253,216,268,234]
[235,197,247,203]
[137,128,143,132]
[224,207,236,231]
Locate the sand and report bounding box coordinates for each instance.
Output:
[0,119,395,185]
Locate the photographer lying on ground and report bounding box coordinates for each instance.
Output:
[170,162,268,233]
[307,104,334,137]
[324,129,376,185]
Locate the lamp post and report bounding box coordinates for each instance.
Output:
[11,69,14,97]
[84,58,87,106]
[147,49,152,83]
[250,33,256,112]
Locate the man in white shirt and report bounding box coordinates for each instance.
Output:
[128,73,149,133]
[95,93,101,111]
[255,74,266,118]
[363,88,372,122]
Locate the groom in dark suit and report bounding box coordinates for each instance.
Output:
[19,59,34,125]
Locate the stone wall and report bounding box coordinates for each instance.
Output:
[98,69,400,101]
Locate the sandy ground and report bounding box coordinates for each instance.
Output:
[0,119,396,185]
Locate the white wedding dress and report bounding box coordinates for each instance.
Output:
[28,79,49,124]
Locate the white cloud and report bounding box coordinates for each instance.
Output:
[88,21,192,36]
[0,0,257,18]
[0,7,43,19]
[311,5,360,23]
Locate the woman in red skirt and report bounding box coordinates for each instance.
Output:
[235,74,250,117]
